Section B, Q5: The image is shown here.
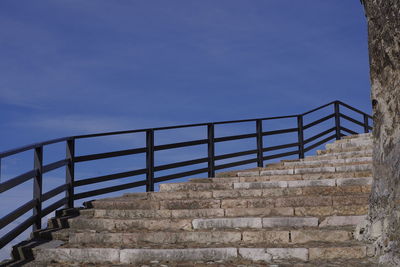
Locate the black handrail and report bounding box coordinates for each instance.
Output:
[0,100,373,250]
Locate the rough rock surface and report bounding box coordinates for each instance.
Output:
[361,0,400,265]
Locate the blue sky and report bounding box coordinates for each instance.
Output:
[0,0,371,260]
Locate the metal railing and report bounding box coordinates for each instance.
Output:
[0,100,372,250]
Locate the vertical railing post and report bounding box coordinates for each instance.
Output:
[65,139,75,209]
[334,101,341,140]
[256,120,264,167]
[207,123,215,178]
[297,115,305,159]
[146,129,155,192]
[33,146,43,231]
[363,114,370,133]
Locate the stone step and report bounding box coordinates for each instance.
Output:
[84,192,370,214]
[61,214,365,232]
[159,177,372,192]
[268,155,372,167]
[325,140,372,150]
[235,166,371,178]
[342,133,371,140]
[233,177,372,190]
[302,149,373,161]
[281,157,372,167]
[32,228,71,242]
[32,244,372,264]
[234,171,371,182]
[67,229,355,246]
[65,217,193,231]
[259,164,371,176]
[192,171,372,183]
[317,145,372,155]
[255,160,372,171]
[126,185,372,202]
[335,137,372,145]
[80,204,367,220]
[192,215,365,229]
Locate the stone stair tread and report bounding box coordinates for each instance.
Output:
[63,215,365,233]
[65,228,357,246]
[81,193,370,214]
[32,242,373,264]
[159,177,372,192]
[267,159,372,169]
[59,240,367,249]
[317,145,372,155]
[81,204,367,219]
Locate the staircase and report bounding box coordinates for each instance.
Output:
[20,133,377,266]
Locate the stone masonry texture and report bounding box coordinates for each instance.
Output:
[361,0,400,265]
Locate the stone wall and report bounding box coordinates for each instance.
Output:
[361,0,400,265]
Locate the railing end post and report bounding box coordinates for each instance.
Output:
[146,129,155,192]
[33,146,43,232]
[207,124,215,178]
[334,102,341,140]
[297,115,305,159]
[256,120,264,167]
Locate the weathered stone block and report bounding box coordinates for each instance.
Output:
[288,179,335,188]
[120,248,237,263]
[192,217,262,229]
[160,199,220,210]
[291,230,352,243]
[319,215,366,227]
[171,208,224,218]
[262,217,318,228]
[275,196,332,207]
[309,246,366,260]
[233,181,287,189]
[224,207,294,217]
[239,248,308,262]
[242,230,289,243]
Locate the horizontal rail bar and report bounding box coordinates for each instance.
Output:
[214,149,258,161]
[262,128,298,136]
[154,158,208,172]
[340,126,358,135]
[302,101,336,116]
[214,133,257,142]
[74,168,147,187]
[339,113,366,127]
[75,147,147,163]
[338,101,372,118]
[0,200,36,229]
[263,150,299,160]
[303,114,335,130]
[42,184,68,202]
[304,127,336,144]
[0,170,36,193]
[304,134,337,152]
[74,115,299,140]
[42,198,68,217]
[154,139,208,151]
[74,180,147,200]
[43,159,68,173]
[155,168,209,183]
[0,215,36,249]
[214,115,298,124]
[263,142,299,152]
[215,158,258,170]
[0,137,72,159]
